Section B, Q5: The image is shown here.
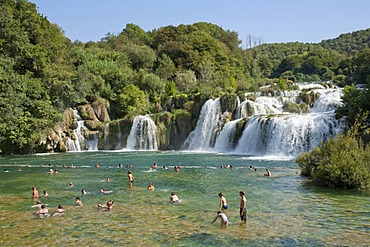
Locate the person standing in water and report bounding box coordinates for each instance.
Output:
[32,186,39,199]
[211,211,229,228]
[128,171,134,188]
[239,191,247,223]
[218,192,228,210]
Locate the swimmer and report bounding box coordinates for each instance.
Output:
[31,201,43,209]
[100,188,113,194]
[3,169,9,172]
[106,177,111,182]
[75,197,83,207]
[69,182,74,187]
[95,164,100,168]
[211,211,228,228]
[36,204,49,218]
[98,200,114,210]
[170,192,180,203]
[43,190,49,197]
[163,166,168,170]
[128,171,134,188]
[147,182,155,191]
[32,186,39,199]
[52,205,64,216]
[81,189,87,195]
[264,167,272,177]
[218,193,228,210]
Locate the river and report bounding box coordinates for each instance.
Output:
[0,151,369,246]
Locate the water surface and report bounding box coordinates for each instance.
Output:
[0,151,369,246]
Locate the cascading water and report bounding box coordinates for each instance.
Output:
[213,119,241,152]
[126,115,158,150]
[115,121,124,150]
[65,110,98,151]
[184,83,343,159]
[182,98,223,150]
[87,133,98,151]
[233,113,341,158]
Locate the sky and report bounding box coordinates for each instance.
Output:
[30,0,370,45]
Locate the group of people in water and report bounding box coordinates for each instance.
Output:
[25,161,273,228]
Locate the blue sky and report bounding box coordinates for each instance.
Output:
[30,0,369,45]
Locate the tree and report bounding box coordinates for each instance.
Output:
[352,48,370,84]
[155,53,176,80]
[117,84,149,116]
[174,70,197,94]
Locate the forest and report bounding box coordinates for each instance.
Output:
[0,0,369,155]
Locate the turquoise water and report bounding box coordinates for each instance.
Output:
[0,151,369,246]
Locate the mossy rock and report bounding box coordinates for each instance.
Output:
[220,94,238,113]
[283,101,301,113]
[233,118,248,147]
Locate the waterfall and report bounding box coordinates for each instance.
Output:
[115,121,124,150]
[126,115,158,150]
[234,96,241,119]
[182,98,223,150]
[213,119,241,152]
[233,113,341,158]
[104,123,110,150]
[87,133,98,151]
[66,110,98,152]
[183,83,343,159]
[311,88,343,113]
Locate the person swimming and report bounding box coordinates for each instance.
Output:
[75,197,83,207]
[100,188,113,194]
[170,192,180,203]
[98,200,114,210]
[147,182,155,191]
[31,201,43,209]
[52,205,64,216]
[37,204,49,218]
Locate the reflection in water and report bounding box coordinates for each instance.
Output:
[0,151,369,246]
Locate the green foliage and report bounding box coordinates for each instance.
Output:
[320,28,370,56]
[336,84,370,128]
[174,70,197,94]
[0,0,369,154]
[117,84,149,117]
[0,59,60,154]
[352,48,370,84]
[296,115,370,189]
[164,81,177,98]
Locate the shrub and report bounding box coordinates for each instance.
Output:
[296,116,370,189]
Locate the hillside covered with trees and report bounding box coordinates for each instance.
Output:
[1,0,370,157]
